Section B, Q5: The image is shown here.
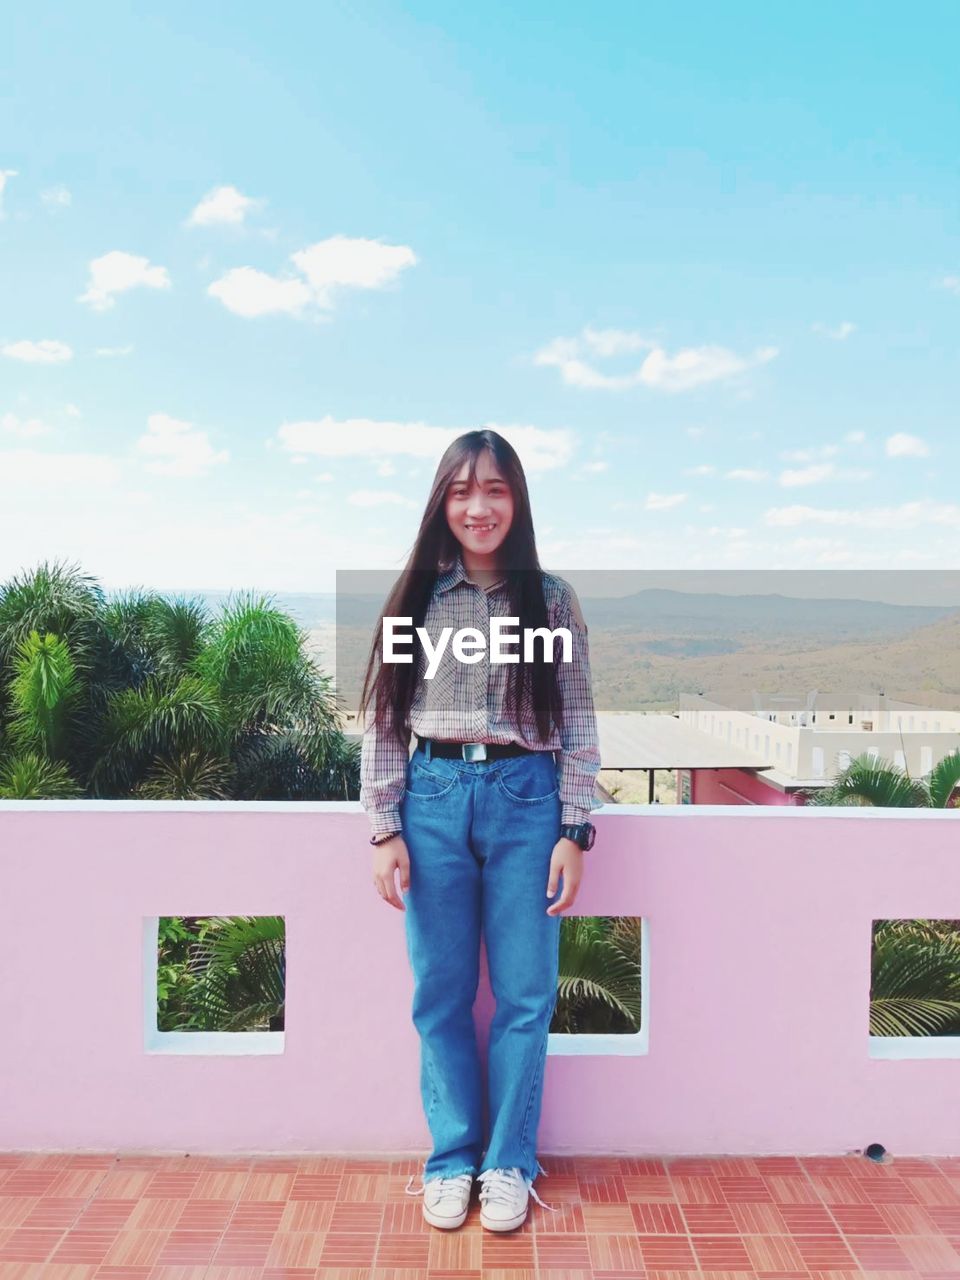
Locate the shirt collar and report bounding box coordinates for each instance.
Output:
[436,548,507,595]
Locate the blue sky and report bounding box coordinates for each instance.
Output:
[1,1,958,594]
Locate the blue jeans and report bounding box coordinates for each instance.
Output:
[400,742,563,1184]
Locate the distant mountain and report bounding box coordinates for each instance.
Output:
[587,606,960,712]
[183,586,960,715]
[581,587,955,643]
[194,584,956,643]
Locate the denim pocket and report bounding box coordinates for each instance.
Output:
[494,753,560,804]
[404,758,459,800]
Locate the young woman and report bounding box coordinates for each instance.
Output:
[358,428,600,1233]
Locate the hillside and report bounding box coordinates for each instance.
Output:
[587,608,960,712]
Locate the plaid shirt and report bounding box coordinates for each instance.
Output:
[360,550,601,836]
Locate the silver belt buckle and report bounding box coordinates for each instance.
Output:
[461,742,487,762]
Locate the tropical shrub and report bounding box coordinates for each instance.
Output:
[552,916,642,1034]
[0,560,359,800]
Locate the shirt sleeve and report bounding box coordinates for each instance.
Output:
[359,690,410,837]
[553,583,602,826]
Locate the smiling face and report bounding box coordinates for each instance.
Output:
[444,448,515,563]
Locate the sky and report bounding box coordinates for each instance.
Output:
[1,1,959,597]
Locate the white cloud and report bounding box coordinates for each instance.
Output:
[1,412,54,439]
[275,417,574,472]
[725,468,768,481]
[779,463,834,486]
[534,327,778,392]
[644,492,687,510]
[207,266,312,318]
[765,498,960,528]
[781,443,839,462]
[811,321,856,340]
[844,429,866,443]
[95,344,134,357]
[639,345,778,392]
[347,489,419,509]
[2,339,73,364]
[885,432,929,458]
[583,460,608,472]
[209,234,417,320]
[65,403,82,417]
[938,275,960,295]
[578,326,654,357]
[291,235,417,303]
[682,463,716,476]
[135,412,229,478]
[703,525,749,539]
[779,462,872,487]
[78,251,171,311]
[40,185,71,208]
[187,184,263,227]
[0,447,120,485]
[376,459,397,477]
[0,169,17,216]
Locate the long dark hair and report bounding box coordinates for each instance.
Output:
[358,429,564,748]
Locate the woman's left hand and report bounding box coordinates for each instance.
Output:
[546,837,583,915]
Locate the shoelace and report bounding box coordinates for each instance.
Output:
[404,1171,473,1201]
[476,1165,556,1212]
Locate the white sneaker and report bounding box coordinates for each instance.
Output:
[404,1171,474,1229]
[477,1166,556,1232]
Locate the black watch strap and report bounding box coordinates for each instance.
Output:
[370,831,401,845]
[560,822,595,851]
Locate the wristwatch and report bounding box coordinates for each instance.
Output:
[559,822,596,851]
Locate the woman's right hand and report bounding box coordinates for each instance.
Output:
[372,834,410,910]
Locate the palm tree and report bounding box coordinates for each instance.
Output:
[870,919,960,1036]
[159,915,286,1033]
[552,916,642,1034]
[0,559,359,801]
[799,750,960,1037]
[800,750,960,808]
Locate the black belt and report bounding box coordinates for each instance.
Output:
[415,736,553,763]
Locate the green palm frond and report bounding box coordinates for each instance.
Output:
[0,750,83,798]
[0,564,360,802]
[230,724,360,800]
[554,915,642,1033]
[806,754,931,807]
[100,589,165,649]
[870,998,960,1037]
[171,915,285,1032]
[871,919,960,1035]
[607,916,644,965]
[96,589,214,691]
[0,559,105,680]
[143,595,211,677]
[7,629,84,759]
[133,747,235,800]
[188,594,343,751]
[88,673,227,795]
[300,728,361,799]
[927,747,960,809]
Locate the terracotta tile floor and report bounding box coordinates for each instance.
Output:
[1,1151,959,1279]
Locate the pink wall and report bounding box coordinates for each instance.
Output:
[1,801,959,1157]
[690,767,804,805]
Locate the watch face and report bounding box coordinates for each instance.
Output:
[564,823,595,850]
